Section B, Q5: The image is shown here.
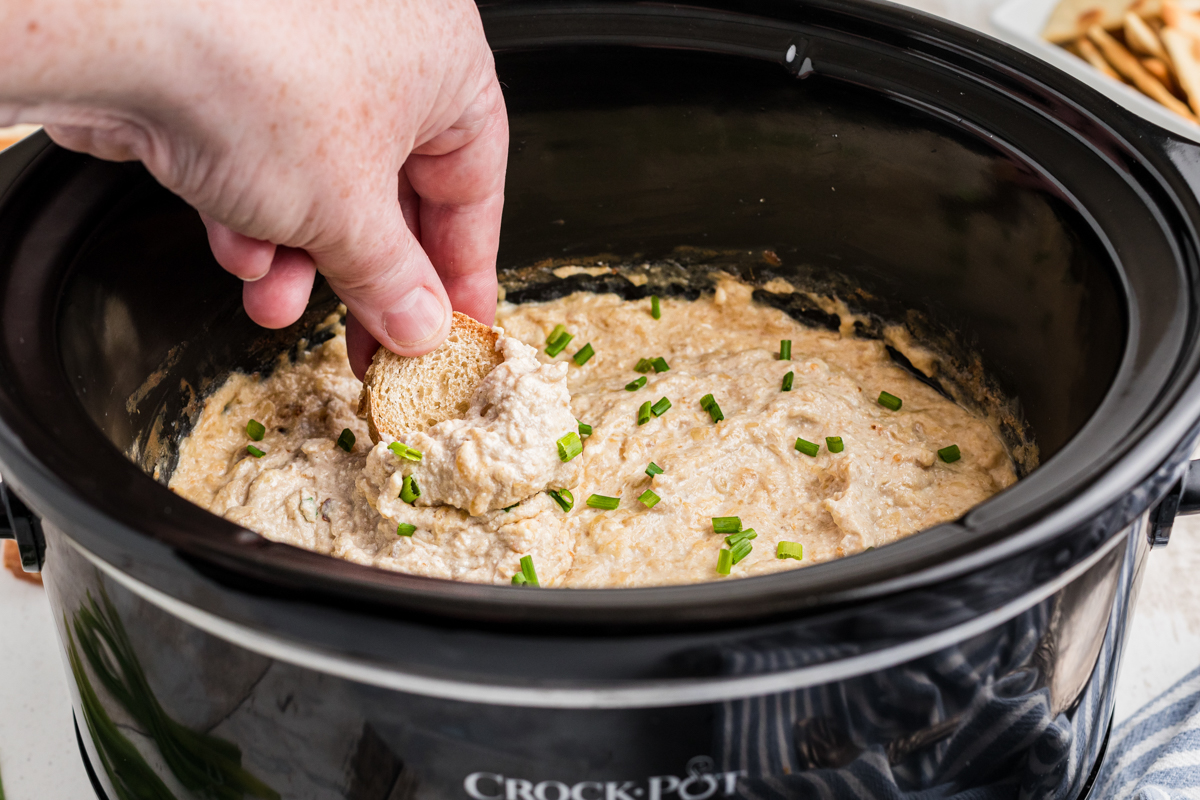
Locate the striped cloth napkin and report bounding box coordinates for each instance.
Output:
[1093,666,1200,800]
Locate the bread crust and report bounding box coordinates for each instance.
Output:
[357,312,502,442]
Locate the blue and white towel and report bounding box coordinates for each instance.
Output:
[1093,667,1200,800]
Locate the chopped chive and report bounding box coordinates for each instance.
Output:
[520,554,540,587]
[639,489,661,508]
[546,324,568,344]
[646,461,664,476]
[388,441,423,462]
[626,376,647,391]
[878,391,903,411]
[573,343,595,366]
[635,358,655,373]
[578,421,593,436]
[699,393,725,423]
[651,357,671,373]
[777,541,804,561]
[826,436,844,453]
[557,431,583,462]
[651,295,661,319]
[503,503,519,512]
[779,340,792,360]
[587,494,620,510]
[512,573,528,586]
[546,328,574,357]
[549,488,574,512]
[400,475,421,504]
[938,444,962,463]
[725,528,757,547]
[731,539,753,564]
[336,428,356,452]
[795,437,819,457]
[637,401,652,425]
[716,548,733,575]
[246,419,266,441]
[712,516,742,534]
[396,523,416,537]
[246,445,265,458]
[651,397,672,417]
[782,371,794,392]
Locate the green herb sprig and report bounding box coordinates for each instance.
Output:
[546,324,574,357]
[795,438,819,457]
[573,343,595,366]
[513,555,540,587]
[712,516,741,534]
[777,542,804,560]
[388,442,423,462]
[587,494,620,510]
[549,488,574,512]
[400,475,421,504]
[557,432,583,462]
[938,444,961,463]
[700,394,724,423]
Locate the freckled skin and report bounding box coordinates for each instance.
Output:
[0,0,507,371]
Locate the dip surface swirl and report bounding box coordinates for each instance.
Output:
[169,279,1018,587]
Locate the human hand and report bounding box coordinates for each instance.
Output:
[1,0,507,378]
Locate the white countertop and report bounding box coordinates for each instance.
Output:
[3,0,1199,796]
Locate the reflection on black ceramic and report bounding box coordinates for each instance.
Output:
[43,523,1142,799]
[66,585,278,800]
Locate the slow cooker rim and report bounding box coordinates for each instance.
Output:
[56,524,1131,707]
[2,0,1199,629]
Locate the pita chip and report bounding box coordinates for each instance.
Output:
[1126,11,1169,56]
[1044,0,1161,43]
[1089,25,1198,118]
[1163,26,1200,115]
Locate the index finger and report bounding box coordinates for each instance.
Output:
[405,75,508,326]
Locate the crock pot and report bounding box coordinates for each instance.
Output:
[4,1,1200,797]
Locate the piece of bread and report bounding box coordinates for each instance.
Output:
[357,312,502,442]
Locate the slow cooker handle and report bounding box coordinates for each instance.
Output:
[1152,458,1200,547]
[0,474,44,572]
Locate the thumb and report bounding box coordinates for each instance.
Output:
[320,204,453,361]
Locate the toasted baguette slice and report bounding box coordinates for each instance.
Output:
[357,312,502,443]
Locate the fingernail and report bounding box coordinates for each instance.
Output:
[384,287,447,347]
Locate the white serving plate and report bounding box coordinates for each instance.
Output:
[991,0,1200,142]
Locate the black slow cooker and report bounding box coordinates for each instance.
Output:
[4,1,1200,798]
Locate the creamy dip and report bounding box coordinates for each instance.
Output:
[169,279,1018,587]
